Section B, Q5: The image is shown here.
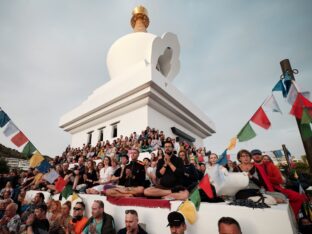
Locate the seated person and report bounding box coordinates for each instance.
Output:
[0,203,21,234]
[83,200,115,234]
[25,203,50,234]
[233,149,286,203]
[178,150,198,192]
[68,202,88,234]
[144,141,189,200]
[105,149,145,197]
[0,190,13,219]
[251,149,307,218]
[87,156,114,194]
[117,209,147,234]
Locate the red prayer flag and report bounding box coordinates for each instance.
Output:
[290,93,312,119]
[199,174,214,199]
[55,177,67,192]
[251,107,271,129]
[11,131,28,147]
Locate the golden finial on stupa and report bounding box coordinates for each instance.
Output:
[131,5,150,32]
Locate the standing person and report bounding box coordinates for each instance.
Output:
[26,203,50,234]
[167,211,186,234]
[117,209,147,234]
[82,200,116,234]
[68,202,88,234]
[218,217,242,234]
[144,141,188,200]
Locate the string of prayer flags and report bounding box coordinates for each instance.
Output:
[29,151,44,168]
[0,110,10,127]
[237,122,256,142]
[272,80,287,97]
[198,174,214,199]
[217,150,228,166]
[263,94,282,114]
[43,169,59,184]
[178,200,197,224]
[22,142,37,158]
[251,107,271,129]
[11,131,28,147]
[227,137,237,150]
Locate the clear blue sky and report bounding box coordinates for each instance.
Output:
[0,0,311,157]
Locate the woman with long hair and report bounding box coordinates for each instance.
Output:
[179,150,199,191]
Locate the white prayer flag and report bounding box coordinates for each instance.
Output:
[43,169,59,184]
[262,94,282,114]
[3,120,19,137]
[287,82,298,105]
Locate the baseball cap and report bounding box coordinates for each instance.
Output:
[167,211,185,227]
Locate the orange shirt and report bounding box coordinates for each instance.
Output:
[70,217,88,234]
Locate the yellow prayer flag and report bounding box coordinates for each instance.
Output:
[71,192,79,202]
[178,200,197,224]
[227,137,237,150]
[29,151,44,168]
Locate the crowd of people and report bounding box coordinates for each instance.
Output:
[0,126,311,233]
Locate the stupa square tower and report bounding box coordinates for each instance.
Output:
[59,6,215,147]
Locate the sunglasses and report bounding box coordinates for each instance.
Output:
[125,209,137,215]
[73,207,82,211]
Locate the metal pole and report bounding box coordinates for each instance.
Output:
[280,59,312,173]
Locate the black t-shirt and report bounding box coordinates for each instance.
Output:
[120,161,145,187]
[156,155,184,188]
[32,218,49,234]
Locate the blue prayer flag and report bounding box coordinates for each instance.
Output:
[0,110,10,127]
[37,160,52,173]
[217,150,228,166]
[273,150,283,158]
[272,80,287,98]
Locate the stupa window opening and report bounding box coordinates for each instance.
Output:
[87,131,93,145]
[98,127,105,142]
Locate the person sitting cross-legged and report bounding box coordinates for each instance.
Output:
[105,149,145,197]
[144,141,189,200]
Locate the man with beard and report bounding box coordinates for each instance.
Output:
[251,149,306,218]
[144,141,188,200]
[117,209,147,234]
[68,202,88,234]
[82,200,115,234]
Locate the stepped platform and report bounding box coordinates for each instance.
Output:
[25,190,297,234]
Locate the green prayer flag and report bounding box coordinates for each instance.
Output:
[237,122,256,142]
[301,108,312,124]
[22,142,37,158]
[300,123,312,140]
[189,189,201,211]
[61,184,73,199]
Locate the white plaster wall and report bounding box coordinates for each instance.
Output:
[148,106,203,146]
[70,106,149,147]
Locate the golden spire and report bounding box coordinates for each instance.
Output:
[131,5,149,32]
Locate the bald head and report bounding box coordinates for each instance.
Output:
[5,203,18,217]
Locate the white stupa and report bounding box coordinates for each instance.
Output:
[59,6,216,147]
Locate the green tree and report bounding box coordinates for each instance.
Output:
[0,157,10,174]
